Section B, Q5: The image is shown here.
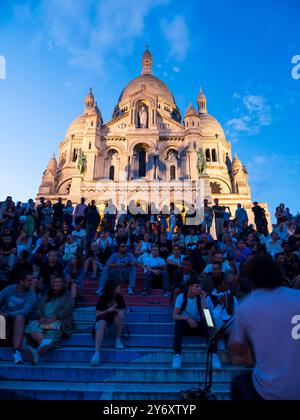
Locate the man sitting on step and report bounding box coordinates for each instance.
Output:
[142,245,171,297]
[172,277,222,370]
[0,272,36,365]
[96,242,137,297]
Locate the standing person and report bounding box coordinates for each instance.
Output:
[172,278,221,370]
[63,200,74,226]
[40,201,53,228]
[235,204,248,230]
[252,202,266,234]
[73,198,87,226]
[212,199,226,239]
[53,198,65,228]
[85,201,100,245]
[91,280,126,366]
[202,199,214,234]
[230,254,300,400]
[37,197,46,227]
[0,272,36,364]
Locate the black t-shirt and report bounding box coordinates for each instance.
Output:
[39,262,64,287]
[212,205,225,219]
[96,294,126,323]
[158,239,172,259]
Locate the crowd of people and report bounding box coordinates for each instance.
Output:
[0,195,300,399]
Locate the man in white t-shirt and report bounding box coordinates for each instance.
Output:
[142,245,170,297]
[230,254,300,400]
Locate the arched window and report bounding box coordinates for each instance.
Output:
[212,149,217,162]
[206,149,211,162]
[210,182,222,194]
[138,149,146,177]
[170,165,176,181]
[109,166,115,181]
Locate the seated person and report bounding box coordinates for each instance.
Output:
[203,251,232,275]
[142,245,171,297]
[172,258,199,302]
[134,233,152,257]
[184,228,199,250]
[25,276,74,365]
[172,277,221,370]
[71,224,87,252]
[157,232,172,260]
[64,255,85,299]
[91,279,126,366]
[39,250,64,290]
[96,242,137,297]
[207,275,239,349]
[167,245,185,288]
[83,242,104,280]
[0,272,36,364]
[95,231,113,264]
[0,234,17,272]
[61,235,78,263]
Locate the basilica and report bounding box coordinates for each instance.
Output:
[37,49,269,223]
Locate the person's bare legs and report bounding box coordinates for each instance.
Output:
[92,260,98,278]
[95,320,107,352]
[13,315,25,350]
[30,332,45,345]
[114,311,125,339]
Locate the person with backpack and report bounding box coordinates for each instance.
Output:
[172,278,222,370]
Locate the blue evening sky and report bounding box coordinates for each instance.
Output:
[0,0,299,219]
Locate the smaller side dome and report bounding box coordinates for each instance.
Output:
[47,154,57,171]
[184,102,199,119]
[232,154,243,170]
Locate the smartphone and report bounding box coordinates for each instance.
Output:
[203,308,215,328]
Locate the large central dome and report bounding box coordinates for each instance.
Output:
[118,74,177,108]
[113,49,181,121]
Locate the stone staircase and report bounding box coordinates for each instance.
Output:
[0,272,249,400]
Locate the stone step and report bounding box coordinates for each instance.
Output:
[0,362,248,383]
[73,311,173,323]
[74,321,175,334]
[0,381,232,400]
[80,296,172,305]
[61,333,210,348]
[1,347,231,364]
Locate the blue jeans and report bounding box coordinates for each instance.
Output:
[97,266,136,295]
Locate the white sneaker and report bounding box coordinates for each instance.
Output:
[212,353,222,370]
[128,288,134,296]
[115,338,125,350]
[172,354,182,369]
[27,346,39,365]
[90,352,100,366]
[13,350,24,365]
[37,338,54,355]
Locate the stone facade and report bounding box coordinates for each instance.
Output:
[37,49,269,225]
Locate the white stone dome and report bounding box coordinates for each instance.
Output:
[198,112,225,138]
[66,115,87,137]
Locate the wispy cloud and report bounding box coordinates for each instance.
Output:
[31,0,170,70]
[160,16,190,61]
[225,94,272,140]
[247,154,300,212]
